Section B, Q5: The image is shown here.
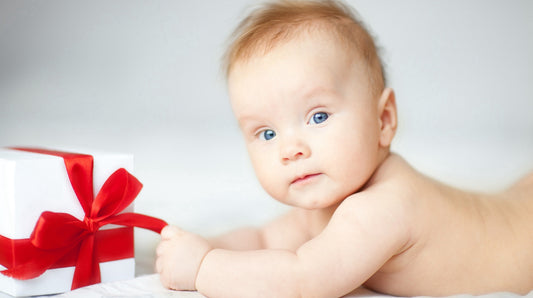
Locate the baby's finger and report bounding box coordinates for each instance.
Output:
[161,225,183,240]
[156,241,166,257]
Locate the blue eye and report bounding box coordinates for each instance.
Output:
[259,129,276,141]
[309,112,328,125]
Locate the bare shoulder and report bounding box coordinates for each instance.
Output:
[351,153,423,219]
[331,154,421,254]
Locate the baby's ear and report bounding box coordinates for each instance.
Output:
[377,88,397,147]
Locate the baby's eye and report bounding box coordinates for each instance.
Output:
[258,129,276,141]
[309,112,329,125]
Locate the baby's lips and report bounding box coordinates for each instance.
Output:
[291,173,321,184]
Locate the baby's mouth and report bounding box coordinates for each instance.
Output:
[291,173,322,185]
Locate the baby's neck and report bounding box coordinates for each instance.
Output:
[303,204,339,238]
[361,149,395,190]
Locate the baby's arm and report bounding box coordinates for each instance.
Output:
[208,208,312,251]
[156,209,314,290]
[196,194,410,297]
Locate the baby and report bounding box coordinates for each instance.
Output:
[156,1,533,297]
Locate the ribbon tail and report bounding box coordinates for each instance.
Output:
[1,238,69,280]
[103,213,167,233]
[71,234,100,290]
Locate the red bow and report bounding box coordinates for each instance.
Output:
[0,148,167,289]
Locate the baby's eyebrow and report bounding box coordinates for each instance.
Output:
[236,114,258,125]
[301,86,327,98]
[236,115,263,132]
[298,86,337,102]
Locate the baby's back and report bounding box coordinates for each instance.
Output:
[364,155,533,296]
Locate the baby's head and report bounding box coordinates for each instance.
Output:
[224,0,398,209]
[224,0,386,97]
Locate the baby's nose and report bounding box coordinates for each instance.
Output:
[280,137,311,163]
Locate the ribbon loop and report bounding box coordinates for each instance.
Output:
[90,168,142,220]
[30,212,88,250]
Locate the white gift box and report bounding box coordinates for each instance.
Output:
[0,148,136,297]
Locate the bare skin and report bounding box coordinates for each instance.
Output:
[155,30,533,297]
[361,154,533,296]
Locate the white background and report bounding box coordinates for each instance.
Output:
[1,0,532,274]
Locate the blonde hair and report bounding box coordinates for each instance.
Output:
[222,0,387,96]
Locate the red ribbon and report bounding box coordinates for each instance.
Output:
[0,148,167,290]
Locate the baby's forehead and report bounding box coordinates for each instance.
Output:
[230,29,364,79]
[234,24,362,69]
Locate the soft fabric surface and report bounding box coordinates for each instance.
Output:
[51,274,532,298]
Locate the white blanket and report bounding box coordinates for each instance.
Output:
[56,274,532,298]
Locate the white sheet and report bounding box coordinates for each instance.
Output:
[52,274,533,298]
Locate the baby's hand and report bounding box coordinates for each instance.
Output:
[156,225,212,291]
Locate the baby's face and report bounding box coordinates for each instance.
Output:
[228,33,385,209]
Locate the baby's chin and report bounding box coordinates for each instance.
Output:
[280,193,347,210]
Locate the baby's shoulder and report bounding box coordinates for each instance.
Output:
[331,184,414,256]
[337,182,416,234]
[335,154,425,234]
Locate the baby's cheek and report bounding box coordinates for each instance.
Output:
[250,154,285,196]
[259,173,286,202]
[251,161,274,188]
